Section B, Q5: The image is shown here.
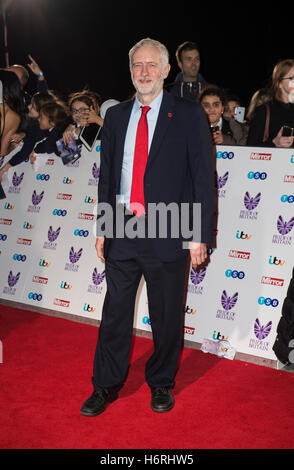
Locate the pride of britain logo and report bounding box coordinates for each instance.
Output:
[64,247,83,272]
[216,290,238,321]
[216,171,229,198]
[88,163,100,186]
[8,171,24,194]
[187,267,207,294]
[2,270,20,296]
[27,190,44,213]
[88,268,105,294]
[249,318,272,352]
[272,215,294,246]
[43,226,61,250]
[239,191,261,220]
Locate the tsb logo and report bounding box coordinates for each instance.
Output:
[225,269,245,279]
[36,174,50,181]
[216,151,234,159]
[281,194,294,203]
[258,297,279,307]
[247,171,267,180]
[74,229,89,237]
[13,254,26,262]
[28,292,43,301]
[52,209,67,216]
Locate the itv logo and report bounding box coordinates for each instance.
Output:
[236,230,252,240]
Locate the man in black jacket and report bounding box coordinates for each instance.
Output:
[167,41,207,102]
[80,38,214,417]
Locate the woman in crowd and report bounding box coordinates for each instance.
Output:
[0,70,24,158]
[0,91,57,182]
[199,86,248,146]
[63,90,103,145]
[246,88,272,122]
[247,59,294,147]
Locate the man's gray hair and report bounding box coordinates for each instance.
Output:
[129,38,169,70]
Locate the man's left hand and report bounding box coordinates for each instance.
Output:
[189,242,207,267]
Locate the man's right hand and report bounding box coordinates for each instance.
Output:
[95,237,105,262]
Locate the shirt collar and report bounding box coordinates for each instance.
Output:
[134,90,163,113]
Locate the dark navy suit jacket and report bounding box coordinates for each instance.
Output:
[98,89,215,261]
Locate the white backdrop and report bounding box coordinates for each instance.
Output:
[0,144,293,361]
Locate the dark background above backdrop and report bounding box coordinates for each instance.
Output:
[0,1,292,108]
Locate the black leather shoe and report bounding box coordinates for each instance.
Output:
[80,388,118,417]
[151,387,174,412]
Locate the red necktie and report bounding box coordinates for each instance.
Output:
[130,105,151,217]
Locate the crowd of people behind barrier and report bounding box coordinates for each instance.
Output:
[0,41,294,199]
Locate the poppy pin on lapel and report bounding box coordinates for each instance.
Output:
[168,113,173,118]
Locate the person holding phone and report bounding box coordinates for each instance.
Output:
[199,86,248,146]
[247,59,294,148]
[63,90,103,146]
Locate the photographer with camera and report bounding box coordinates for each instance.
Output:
[247,59,294,148]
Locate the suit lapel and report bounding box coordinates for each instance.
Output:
[146,90,175,171]
[114,99,134,187]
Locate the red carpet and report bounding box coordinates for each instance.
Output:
[1,303,294,450]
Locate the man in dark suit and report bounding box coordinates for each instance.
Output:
[80,38,214,417]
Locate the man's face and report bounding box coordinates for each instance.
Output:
[201,95,224,126]
[178,49,200,82]
[131,45,170,101]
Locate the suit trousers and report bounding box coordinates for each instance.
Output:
[92,237,189,392]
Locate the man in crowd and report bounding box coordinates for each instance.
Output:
[80,38,214,417]
[168,41,206,102]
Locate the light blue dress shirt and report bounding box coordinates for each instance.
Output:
[119,90,163,208]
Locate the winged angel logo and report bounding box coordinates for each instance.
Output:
[249,318,272,351]
[88,268,105,294]
[8,171,24,194]
[8,271,20,287]
[88,163,100,186]
[216,290,238,321]
[43,226,61,250]
[188,267,207,294]
[65,247,83,272]
[3,271,21,296]
[217,171,229,198]
[28,190,44,213]
[239,191,261,220]
[272,215,294,245]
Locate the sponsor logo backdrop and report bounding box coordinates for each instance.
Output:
[0,145,293,361]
